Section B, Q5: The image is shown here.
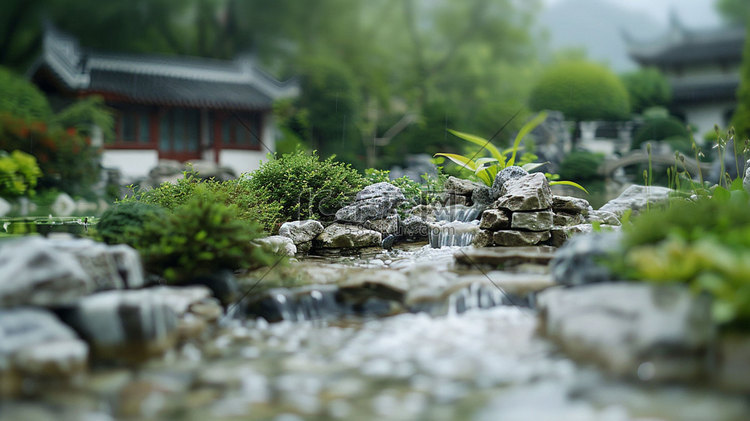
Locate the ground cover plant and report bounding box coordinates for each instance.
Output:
[612,178,750,329]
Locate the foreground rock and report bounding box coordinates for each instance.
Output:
[550,232,622,286]
[538,283,713,382]
[0,237,144,307]
[0,308,88,396]
[254,235,296,256]
[279,220,325,244]
[60,287,219,362]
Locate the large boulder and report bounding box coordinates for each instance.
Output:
[60,289,182,361]
[0,237,144,308]
[335,182,405,224]
[314,223,382,249]
[0,308,88,396]
[254,235,296,256]
[598,185,672,218]
[495,173,553,211]
[550,231,621,286]
[444,176,484,196]
[538,283,714,382]
[278,220,325,244]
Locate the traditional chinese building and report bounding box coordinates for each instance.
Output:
[28,25,298,180]
[625,14,745,137]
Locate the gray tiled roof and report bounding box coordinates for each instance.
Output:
[31,24,297,109]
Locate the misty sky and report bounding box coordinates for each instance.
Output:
[544,0,721,27]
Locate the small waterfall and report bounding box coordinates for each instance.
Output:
[446,283,511,316]
[429,205,482,248]
[244,286,339,323]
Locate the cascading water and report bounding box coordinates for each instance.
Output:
[428,205,482,248]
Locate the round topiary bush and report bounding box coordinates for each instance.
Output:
[631,116,691,152]
[621,68,671,114]
[529,61,630,121]
[0,66,52,121]
[559,150,605,182]
[96,202,167,246]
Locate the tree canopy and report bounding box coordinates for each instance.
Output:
[621,68,672,115]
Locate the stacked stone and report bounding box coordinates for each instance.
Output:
[548,195,591,247]
[306,182,406,250]
[473,172,554,247]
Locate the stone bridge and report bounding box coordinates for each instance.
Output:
[597,150,711,177]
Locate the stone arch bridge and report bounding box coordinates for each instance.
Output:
[597,150,711,177]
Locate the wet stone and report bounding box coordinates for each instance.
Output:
[479,209,510,231]
[490,166,528,198]
[472,229,493,247]
[278,220,325,244]
[455,246,556,268]
[364,214,399,236]
[553,212,585,227]
[493,230,551,247]
[511,210,554,232]
[314,223,382,249]
[495,173,553,211]
[444,176,483,196]
[552,195,591,215]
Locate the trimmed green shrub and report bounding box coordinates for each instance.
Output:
[0,150,42,197]
[240,148,367,228]
[558,150,604,183]
[631,116,691,152]
[138,193,274,283]
[529,61,630,121]
[95,202,167,246]
[121,170,285,233]
[0,66,52,122]
[621,68,671,114]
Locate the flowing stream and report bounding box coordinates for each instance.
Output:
[2,243,749,421]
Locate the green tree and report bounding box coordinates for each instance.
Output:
[529,61,631,122]
[621,67,672,114]
[732,24,750,142]
[0,66,51,121]
[717,0,750,27]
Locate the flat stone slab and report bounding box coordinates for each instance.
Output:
[454,246,556,268]
[493,230,551,246]
[511,210,554,231]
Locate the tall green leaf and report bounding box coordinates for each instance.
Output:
[447,129,505,164]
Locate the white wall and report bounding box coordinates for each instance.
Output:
[683,102,734,138]
[101,149,159,181]
[219,150,268,176]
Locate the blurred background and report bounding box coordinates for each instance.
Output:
[0,0,748,200]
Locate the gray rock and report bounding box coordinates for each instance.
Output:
[472,229,493,247]
[490,166,528,198]
[444,176,483,195]
[718,334,750,392]
[254,235,297,256]
[278,220,325,244]
[548,228,568,247]
[495,173,553,211]
[511,210,554,231]
[455,246,556,267]
[479,209,511,230]
[744,159,750,195]
[363,214,399,236]
[314,223,382,249]
[0,237,96,307]
[552,195,591,215]
[538,283,714,381]
[335,183,405,224]
[51,193,76,216]
[471,186,495,207]
[61,289,180,361]
[401,215,430,240]
[586,210,621,226]
[550,231,621,286]
[297,241,313,254]
[44,237,128,290]
[406,205,438,222]
[492,230,551,246]
[598,185,672,218]
[553,212,586,227]
[443,193,470,207]
[0,308,88,393]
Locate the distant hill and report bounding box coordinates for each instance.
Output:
[538,0,664,71]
